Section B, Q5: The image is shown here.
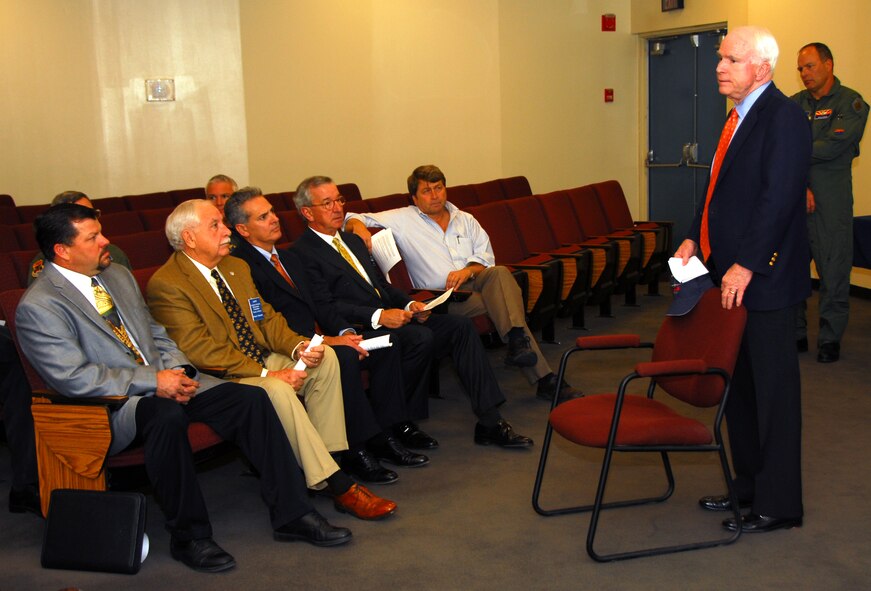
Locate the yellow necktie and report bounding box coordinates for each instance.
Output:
[333,236,380,297]
[92,278,144,365]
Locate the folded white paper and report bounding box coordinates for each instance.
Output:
[370,228,402,284]
[668,256,709,283]
[293,334,324,370]
[420,287,453,311]
[359,334,392,351]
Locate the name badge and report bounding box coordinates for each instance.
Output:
[249,297,264,321]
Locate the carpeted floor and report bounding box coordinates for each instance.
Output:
[2,286,870,590]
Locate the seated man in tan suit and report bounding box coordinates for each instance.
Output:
[146,199,395,521]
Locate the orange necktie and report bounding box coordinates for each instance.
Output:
[700,108,739,261]
[270,253,296,290]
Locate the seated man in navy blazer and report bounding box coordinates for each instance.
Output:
[226,187,430,483]
[290,175,533,449]
[15,204,352,573]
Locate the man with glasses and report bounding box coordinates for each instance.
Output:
[292,176,534,450]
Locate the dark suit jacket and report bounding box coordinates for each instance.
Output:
[688,82,812,311]
[292,229,412,332]
[230,234,353,337]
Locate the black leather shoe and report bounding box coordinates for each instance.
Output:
[9,486,41,516]
[393,421,439,449]
[698,494,752,512]
[535,373,583,403]
[343,449,399,484]
[369,436,429,468]
[170,537,236,573]
[722,513,803,533]
[796,337,808,352]
[274,510,353,546]
[474,419,534,448]
[818,341,840,363]
[505,335,537,367]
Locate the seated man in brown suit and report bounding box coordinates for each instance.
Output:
[146,199,395,521]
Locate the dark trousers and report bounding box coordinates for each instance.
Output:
[363,325,434,421]
[133,382,311,541]
[726,305,803,519]
[0,327,37,491]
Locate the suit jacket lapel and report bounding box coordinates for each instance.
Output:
[718,84,774,183]
[171,252,237,335]
[44,264,119,344]
[305,229,380,298]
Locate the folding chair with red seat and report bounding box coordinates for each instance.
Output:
[504,196,594,329]
[567,186,642,306]
[536,190,619,318]
[472,180,506,204]
[98,211,146,238]
[532,288,747,561]
[592,180,670,295]
[466,201,561,342]
[0,288,224,518]
[499,176,533,200]
[446,184,479,210]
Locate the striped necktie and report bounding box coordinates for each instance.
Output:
[270,253,297,290]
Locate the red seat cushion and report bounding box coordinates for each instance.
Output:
[107,422,223,468]
[549,393,712,448]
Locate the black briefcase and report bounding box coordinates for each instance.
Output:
[41,489,147,574]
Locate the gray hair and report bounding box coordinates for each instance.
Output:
[224,186,264,228]
[165,199,207,251]
[293,176,333,214]
[733,26,779,72]
[51,191,89,206]
[205,174,238,193]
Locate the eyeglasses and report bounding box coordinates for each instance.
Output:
[308,196,346,210]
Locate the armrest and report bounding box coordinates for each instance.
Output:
[198,367,228,378]
[32,391,128,410]
[634,358,707,377]
[576,334,648,349]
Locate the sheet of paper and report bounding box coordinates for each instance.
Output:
[421,287,453,311]
[293,334,324,370]
[668,256,709,283]
[370,228,402,283]
[359,334,392,351]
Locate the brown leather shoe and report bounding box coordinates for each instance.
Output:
[333,483,397,521]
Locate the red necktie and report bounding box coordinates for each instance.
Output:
[270,253,296,289]
[700,108,739,261]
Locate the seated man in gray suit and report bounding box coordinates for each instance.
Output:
[15,204,352,573]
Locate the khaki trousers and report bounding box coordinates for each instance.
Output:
[237,347,347,488]
[448,265,551,383]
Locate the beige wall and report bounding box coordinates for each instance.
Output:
[0,0,247,203]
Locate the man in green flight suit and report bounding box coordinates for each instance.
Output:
[27,191,131,284]
[793,42,869,363]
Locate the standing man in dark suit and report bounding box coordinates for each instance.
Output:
[675,26,812,533]
[15,204,352,573]
[292,176,533,449]
[225,187,430,482]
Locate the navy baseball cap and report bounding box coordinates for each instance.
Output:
[667,274,715,317]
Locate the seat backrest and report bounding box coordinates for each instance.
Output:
[337,183,363,202]
[0,194,15,207]
[16,203,50,223]
[500,176,533,199]
[139,207,174,231]
[8,249,39,288]
[473,180,506,204]
[110,231,173,269]
[132,265,161,298]
[0,288,48,391]
[123,192,174,211]
[0,204,22,225]
[343,199,371,214]
[90,196,129,214]
[276,210,308,242]
[166,187,205,204]
[592,180,635,229]
[466,202,529,264]
[99,211,146,238]
[566,186,613,236]
[13,223,39,251]
[652,289,747,408]
[0,252,23,297]
[368,193,410,212]
[263,193,289,213]
[505,196,560,252]
[0,226,22,252]
[537,190,588,243]
[447,184,479,209]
